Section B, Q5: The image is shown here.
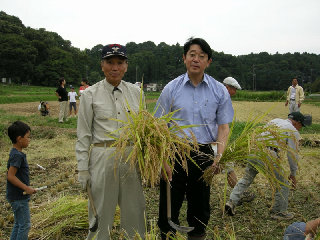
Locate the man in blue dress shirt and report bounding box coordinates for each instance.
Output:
[155,37,234,240]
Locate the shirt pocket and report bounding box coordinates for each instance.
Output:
[201,109,216,124]
[94,108,114,120]
[202,98,218,124]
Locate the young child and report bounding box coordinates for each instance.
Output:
[6,121,37,240]
[68,86,78,117]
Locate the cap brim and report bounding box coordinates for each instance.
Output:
[102,53,128,59]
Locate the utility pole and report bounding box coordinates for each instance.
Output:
[136,66,138,83]
[310,69,313,94]
[252,65,256,91]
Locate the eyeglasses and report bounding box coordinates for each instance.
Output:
[186,52,208,60]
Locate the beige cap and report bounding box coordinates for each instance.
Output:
[223,77,242,90]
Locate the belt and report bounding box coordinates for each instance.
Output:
[93,141,132,147]
[267,146,278,153]
[94,141,116,148]
[290,99,295,101]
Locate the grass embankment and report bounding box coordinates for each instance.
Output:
[0,85,59,103]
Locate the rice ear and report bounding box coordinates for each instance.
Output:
[106,85,200,187]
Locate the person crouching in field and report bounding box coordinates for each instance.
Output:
[68,86,78,117]
[225,112,306,220]
[6,121,37,240]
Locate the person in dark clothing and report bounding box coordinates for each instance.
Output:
[55,77,68,123]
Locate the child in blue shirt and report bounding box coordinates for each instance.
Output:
[6,121,37,240]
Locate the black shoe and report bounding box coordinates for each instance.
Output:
[225,200,235,216]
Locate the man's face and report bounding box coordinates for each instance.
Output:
[71,88,74,92]
[183,44,212,76]
[226,85,237,97]
[292,79,298,86]
[101,56,128,86]
[294,121,303,131]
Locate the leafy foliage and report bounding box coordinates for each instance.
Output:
[1,11,320,90]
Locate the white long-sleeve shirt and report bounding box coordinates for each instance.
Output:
[266,118,300,176]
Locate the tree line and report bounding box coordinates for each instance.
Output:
[1,11,320,92]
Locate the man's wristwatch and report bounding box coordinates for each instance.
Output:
[215,153,222,157]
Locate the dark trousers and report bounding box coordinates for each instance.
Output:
[158,144,213,238]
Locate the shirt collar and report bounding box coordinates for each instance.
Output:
[104,79,123,94]
[182,73,209,87]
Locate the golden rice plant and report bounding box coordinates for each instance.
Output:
[202,104,300,208]
[29,195,121,239]
[107,86,199,187]
[29,196,88,239]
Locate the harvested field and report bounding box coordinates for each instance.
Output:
[0,99,158,118]
[0,100,319,124]
[232,101,320,124]
[0,100,319,239]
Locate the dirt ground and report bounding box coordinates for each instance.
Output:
[0,100,319,124]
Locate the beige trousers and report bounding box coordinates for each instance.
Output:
[86,146,146,240]
[289,100,300,113]
[58,101,68,122]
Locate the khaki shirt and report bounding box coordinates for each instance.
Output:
[286,84,305,104]
[76,79,141,171]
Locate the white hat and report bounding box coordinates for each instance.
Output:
[223,77,242,90]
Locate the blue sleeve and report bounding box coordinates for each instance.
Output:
[216,90,234,125]
[9,154,24,169]
[154,85,171,118]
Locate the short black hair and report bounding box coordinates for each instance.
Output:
[183,37,212,60]
[58,77,65,86]
[292,77,298,82]
[81,78,88,84]
[8,121,31,144]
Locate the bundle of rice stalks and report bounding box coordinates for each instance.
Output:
[29,196,120,239]
[202,107,299,203]
[108,88,199,187]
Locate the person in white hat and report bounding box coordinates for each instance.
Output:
[223,77,242,97]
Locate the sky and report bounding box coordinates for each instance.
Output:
[2,0,320,56]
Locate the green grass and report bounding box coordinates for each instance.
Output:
[233,90,286,101]
[0,85,57,95]
[0,85,58,104]
[0,109,77,132]
[300,123,320,134]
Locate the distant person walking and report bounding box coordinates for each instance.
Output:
[79,78,89,98]
[55,77,68,123]
[68,86,78,117]
[285,78,305,113]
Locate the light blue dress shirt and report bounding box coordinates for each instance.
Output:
[154,73,234,144]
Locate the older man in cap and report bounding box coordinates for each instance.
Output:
[223,76,242,97]
[225,112,306,220]
[76,44,145,240]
